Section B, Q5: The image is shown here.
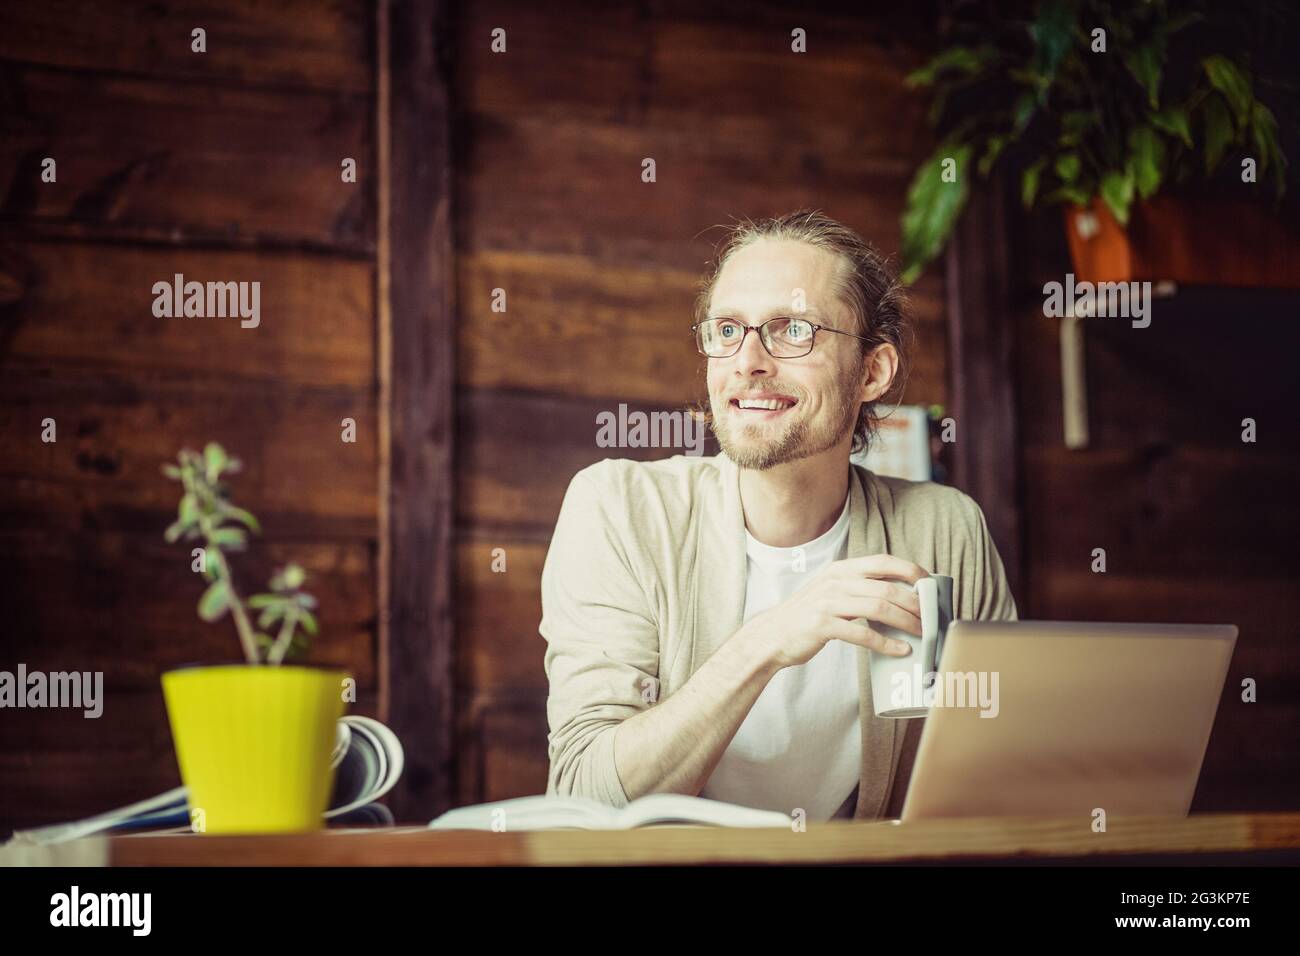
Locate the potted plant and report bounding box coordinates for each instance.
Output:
[898,0,1290,285]
[159,442,348,834]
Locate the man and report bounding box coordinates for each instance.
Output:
[540,210,1017,821]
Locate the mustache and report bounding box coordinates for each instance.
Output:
[719,386,802,400]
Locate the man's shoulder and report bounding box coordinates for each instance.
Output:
[573,453,730,502]
[858,467,987,528]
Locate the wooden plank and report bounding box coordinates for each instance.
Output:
[456,251,701,401]
[1029,571,1300,636]
[104,812,1300,866]
[1020,446,1300,577]
[0,0,373,93]
[477,699,549,803]
[649,18,928,149]
[0,64,374,251]
[456,538,547,692]
[1,530,377,688]
[455,692,549,806]
[0,693,381,833]
[456,251,948,406]
[457,114,921,270]
[457,3,929,150]
[0,243,375,387]
[1016,288,1300,448]
[383,0,456,822]
[0,753,180,835]
[0,688,383,756]
[944,174,1022,596]
[0,375,377,536]
[456,387,721,535]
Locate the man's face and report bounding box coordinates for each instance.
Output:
[704,238,867,471]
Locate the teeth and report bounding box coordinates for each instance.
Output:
[737,398,793,410]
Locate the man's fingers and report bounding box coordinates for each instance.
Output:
[842,578,922,616]
[834,554,930,586]
[825,618,911,656]
[831,596,922,637]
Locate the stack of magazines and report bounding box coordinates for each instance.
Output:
[6,715,403,845]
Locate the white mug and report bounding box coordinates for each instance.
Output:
[868,574,954,718]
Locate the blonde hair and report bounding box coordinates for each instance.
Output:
[693,209,913,454]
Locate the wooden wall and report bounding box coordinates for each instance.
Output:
[0,0,950,831]
[0,0,381,831]
[450,1,949,806]
[1011,211,1300,812]
[10,0,1284,828]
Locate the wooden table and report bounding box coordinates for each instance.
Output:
[15,812,1300,866]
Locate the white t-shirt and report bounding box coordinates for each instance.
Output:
[700,491,861,820]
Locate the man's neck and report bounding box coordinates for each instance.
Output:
[737,444,852,548]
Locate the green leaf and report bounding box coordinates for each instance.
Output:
[257,606,284,630]
[1127,126,1164,199]
[1202,94,1234,174]
[1054,152,1081,185]
[210,527,247,550]
[1060,110,1097,138]
[1249,101,1278,167]
[1249,101,1287,195]
[1042,185,1091,207]
[161,464,183,480]
[281,563,306,590]
[904,46,995,87]
[1166,10,1204,35]
[1124,43,1162,108]
[163,519,187,544]
[203,443,228,483]
[246,594,279,609]
[978,135,1008,177]
[298,610,319,636]
[1099,169,1136,226]
[1011,91,1037,134]
[1021,158,1047,208]
[899,143,973,284]
[1029,0,1075,82]
[198,579,230,623]
[1202,55,1252,127]
[1150,107,1192,148]
[220,504,261,534]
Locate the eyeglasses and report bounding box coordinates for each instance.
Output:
[691,316,874,359]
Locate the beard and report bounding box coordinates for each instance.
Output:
[710,367,863,471]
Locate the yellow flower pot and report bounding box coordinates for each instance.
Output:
[161,665,349,834]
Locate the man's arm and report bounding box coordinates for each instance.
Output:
[611,627,780,801]
[540,466,786,805]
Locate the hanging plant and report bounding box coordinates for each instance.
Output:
[899,0,1288,283]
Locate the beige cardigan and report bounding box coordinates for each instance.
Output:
[540,451,1018,819]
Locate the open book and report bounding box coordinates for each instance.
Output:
[6,715,403,846]
[429,793,792,831]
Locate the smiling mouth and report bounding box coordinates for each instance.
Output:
[730,397,798,417]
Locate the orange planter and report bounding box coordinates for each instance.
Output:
[1064,196,1300,288]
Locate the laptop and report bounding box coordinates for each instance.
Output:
[899,621,1238,821]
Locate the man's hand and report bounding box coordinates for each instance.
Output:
[736,555,929,671]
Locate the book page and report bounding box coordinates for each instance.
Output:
[619,794,792,829]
